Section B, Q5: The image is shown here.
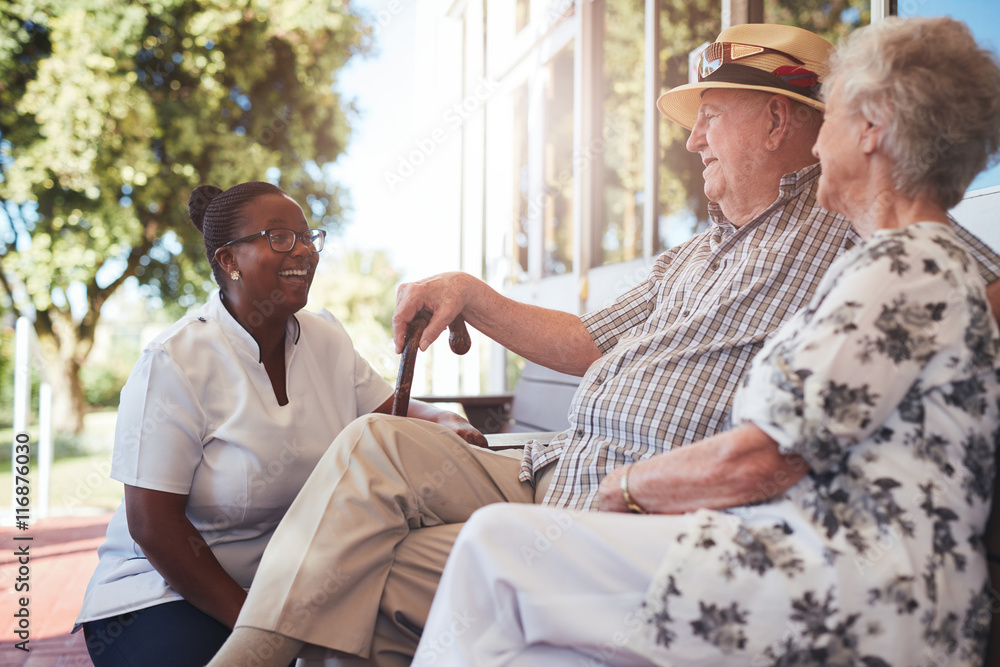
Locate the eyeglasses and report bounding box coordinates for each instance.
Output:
[222,228,327,253]
[698,41,805,80]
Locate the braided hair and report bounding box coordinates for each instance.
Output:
[188,181,288,286]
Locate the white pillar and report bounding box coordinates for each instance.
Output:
[11,317,31,521]
[38,383,52,518]
[643,0,661,262]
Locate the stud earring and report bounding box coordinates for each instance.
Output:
[230,269,241,281]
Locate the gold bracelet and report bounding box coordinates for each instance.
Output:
[620,464,648,514]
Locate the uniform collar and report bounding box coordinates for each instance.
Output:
[206,291,301,362]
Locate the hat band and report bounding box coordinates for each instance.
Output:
[699,63,821,102]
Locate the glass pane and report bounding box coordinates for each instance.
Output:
[512,83,530,282]
[764,0,870,43]
[543,41,575,277]
[655,1,721,252]
[599,0,645,266]
[516,0,530,33]
[896,0,1000,192]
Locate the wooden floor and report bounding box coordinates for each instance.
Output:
[0,513,112,666]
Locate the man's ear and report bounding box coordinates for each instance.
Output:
[764,95,794,151]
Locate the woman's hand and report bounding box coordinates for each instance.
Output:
[429,409,489,448]
[596,465,632,513]
[373,396,489,448]
[596,424,809,514]
[124,485,248,628]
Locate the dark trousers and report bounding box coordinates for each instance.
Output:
[83,600,233,667]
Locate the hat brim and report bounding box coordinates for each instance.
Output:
[657,82,826,130]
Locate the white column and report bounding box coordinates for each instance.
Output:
[643,0,661,262]
[37,383,53,518]
[11,317,31,520]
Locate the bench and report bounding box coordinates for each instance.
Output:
[417,360,582,443]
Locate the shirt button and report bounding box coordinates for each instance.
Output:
[576,429,585,438]
[595,376,603,385]
[709,261,720,270]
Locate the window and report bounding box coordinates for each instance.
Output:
[764,0,870,43]
[655,1,721,252]
[598,0,646,266]
[542,41,575,277]
[512,83,530,281]
[516,0,530,33]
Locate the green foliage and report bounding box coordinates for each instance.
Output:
[764,0,869,44]
[594,0,721,261]
[81,324,143,407]
[307,247,401,381]
[0,0,369,431]
[0,327,14,426]
[80,363,127,408]
[600,0,646,263]
[658,0,722,227]
[310,248,400,330]
[0,433,87,463]
[51,430,91,460]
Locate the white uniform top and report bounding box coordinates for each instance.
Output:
[75,291,394,625]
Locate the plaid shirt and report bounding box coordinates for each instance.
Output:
[523,164,1000,510]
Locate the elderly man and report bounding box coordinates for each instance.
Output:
[210,23,1000,667]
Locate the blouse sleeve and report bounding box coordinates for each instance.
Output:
[110,346,208,494]
[734,235,974,473]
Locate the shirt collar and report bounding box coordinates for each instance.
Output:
[707,162,821,228]
[206,291,301,362]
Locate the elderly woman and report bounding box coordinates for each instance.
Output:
[414,17,1000,666]
[73,181,484,667]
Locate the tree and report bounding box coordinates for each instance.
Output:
[307,247,401,383]
[657,0,722,239]
[763,0,870,45]
[0,0,368,433]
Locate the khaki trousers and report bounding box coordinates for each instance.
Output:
[236,415,554,665]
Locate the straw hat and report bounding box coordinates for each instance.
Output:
[657,24,835,129]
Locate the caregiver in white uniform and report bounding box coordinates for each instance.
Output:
[74,180,484,667]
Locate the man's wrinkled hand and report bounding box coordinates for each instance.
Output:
[393,273,470,354]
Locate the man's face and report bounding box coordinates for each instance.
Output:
[686,89,770,216]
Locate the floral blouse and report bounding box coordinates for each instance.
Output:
[630,223,1000,666]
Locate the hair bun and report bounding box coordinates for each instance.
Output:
[188,185,224,233]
